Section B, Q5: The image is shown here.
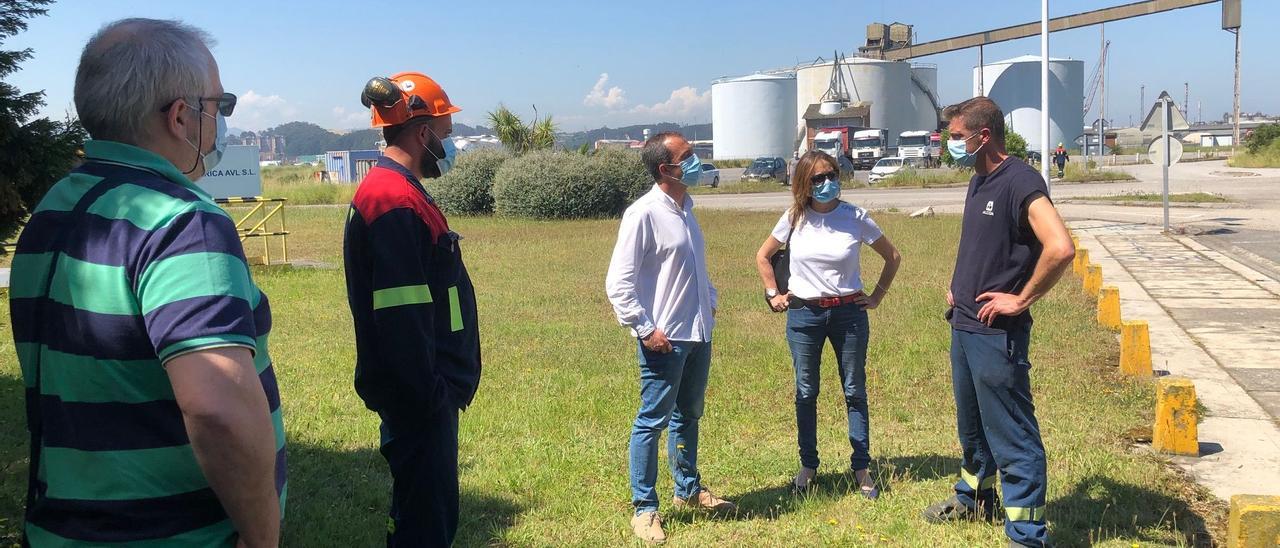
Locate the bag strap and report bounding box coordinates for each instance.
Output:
[23,167,115,537]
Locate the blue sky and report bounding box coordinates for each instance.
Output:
[8,0,1276,132]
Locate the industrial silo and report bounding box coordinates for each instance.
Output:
[974,56,1084,154]
[795,57,941,148]
[710,73,797,160]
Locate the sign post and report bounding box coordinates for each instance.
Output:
[1162,97,1171,233]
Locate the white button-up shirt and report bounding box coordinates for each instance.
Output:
[606,184,718,342]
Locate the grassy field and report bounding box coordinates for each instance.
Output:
[1057,163,1136,183]
[0,208,1224,546]
[689,179,790,195]
[261,164,358,205]
[1228,141,1280,168]
[1068,192,1231,204]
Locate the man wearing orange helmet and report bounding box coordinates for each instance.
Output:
[342,71,482,546]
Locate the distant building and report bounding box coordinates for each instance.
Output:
[324,150,381,183]
[229,131,288,163]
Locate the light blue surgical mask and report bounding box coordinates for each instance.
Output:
[947,133,984,168]
[184,109,227,176]
[425,128,458,177]
[676,153,702,185]
[811,178,841,203]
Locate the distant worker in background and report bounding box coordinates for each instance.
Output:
[1052,143,1068,179]
[343,72,482,546]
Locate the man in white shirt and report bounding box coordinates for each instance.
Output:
[606,132,736,544]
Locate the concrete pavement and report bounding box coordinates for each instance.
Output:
[1074,220,1280,500]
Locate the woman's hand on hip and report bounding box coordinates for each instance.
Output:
[769,293,791,313]
[855,292,882,310]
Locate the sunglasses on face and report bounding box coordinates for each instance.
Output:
[809,171,838,184]
[160,92,238,117]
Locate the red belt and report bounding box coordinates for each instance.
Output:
[796,292,864,308]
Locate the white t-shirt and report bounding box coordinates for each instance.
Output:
[770,202,883,300]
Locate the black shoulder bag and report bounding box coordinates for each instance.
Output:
[768,221,796,296]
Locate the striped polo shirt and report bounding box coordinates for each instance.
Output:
[8,140,286,545]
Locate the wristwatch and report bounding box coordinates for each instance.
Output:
[765,288,779,298]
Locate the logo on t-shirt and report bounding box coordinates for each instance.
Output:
[983,200,995,216]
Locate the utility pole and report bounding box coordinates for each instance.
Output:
[1099,23,1106,158]
[1184,82,1189,118]
[1232,27,1241,150]
[978,45,984,96]
[1040,0,1050,190]
[1223,0,1241,151]
[1140,85,1145,125]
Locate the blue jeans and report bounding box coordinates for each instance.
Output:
[786,303,871,471]
[629,340,712,514]
[951,324,1047,546]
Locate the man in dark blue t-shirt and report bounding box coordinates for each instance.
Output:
[923,97,1075,548]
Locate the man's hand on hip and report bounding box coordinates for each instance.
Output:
[975,292,1028,326]
[642,328,673,353]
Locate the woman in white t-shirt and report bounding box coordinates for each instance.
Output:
[753,150,902,498]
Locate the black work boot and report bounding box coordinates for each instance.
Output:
[922,494,1000,525]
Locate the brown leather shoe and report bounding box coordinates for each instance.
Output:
[630,511,666,544]
[672,488,737,513]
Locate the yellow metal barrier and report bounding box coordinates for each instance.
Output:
[215,197,290,265]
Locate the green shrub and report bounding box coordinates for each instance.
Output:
[1006,129,1028,160]
[493,150,625,219]
[425,148,511,215]
[587,148,650,205]
[1245,123,1280,154]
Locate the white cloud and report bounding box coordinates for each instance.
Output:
[332,106,369,129]
[231,90,299,130]
[583,73,628,109]
[630,86,711,119]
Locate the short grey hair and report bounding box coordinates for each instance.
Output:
[74,18,216,143]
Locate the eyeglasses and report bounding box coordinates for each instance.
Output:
[809,171,838,184]
[160,92,238,117]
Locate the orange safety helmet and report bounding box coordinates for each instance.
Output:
[361,71,461,128]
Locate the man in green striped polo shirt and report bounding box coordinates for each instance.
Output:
[8,19,284,546]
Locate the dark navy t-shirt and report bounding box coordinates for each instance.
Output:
[949,157,1048,335]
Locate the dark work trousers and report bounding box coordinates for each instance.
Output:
[379,407,460,547]
[950,322,1048,547]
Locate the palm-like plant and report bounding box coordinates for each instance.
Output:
[488,104,557,155]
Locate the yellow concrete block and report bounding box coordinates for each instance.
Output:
[1097,286,1122,330]
[1229,495,1280,548]
[1153,377,1199,457]
[1084,264,1103,297]
[1120,321,1153,377]
[1074,247,1090,277]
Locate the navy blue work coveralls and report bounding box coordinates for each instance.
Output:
[947,157,1050,547]
[344,156,481,547]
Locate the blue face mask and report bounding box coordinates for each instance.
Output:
[671,153,701,185]
[184,108,227,177]
[424,127,458,177]
[947,133,984,167]
[811,178,841,203]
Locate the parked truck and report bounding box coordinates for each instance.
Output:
[851,128,890,170]
[898,130,942,168]
[811,126,862,161]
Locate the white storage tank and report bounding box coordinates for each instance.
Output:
[974,55,1084,154]
[710,73,797,160]
[796,57,940,148]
